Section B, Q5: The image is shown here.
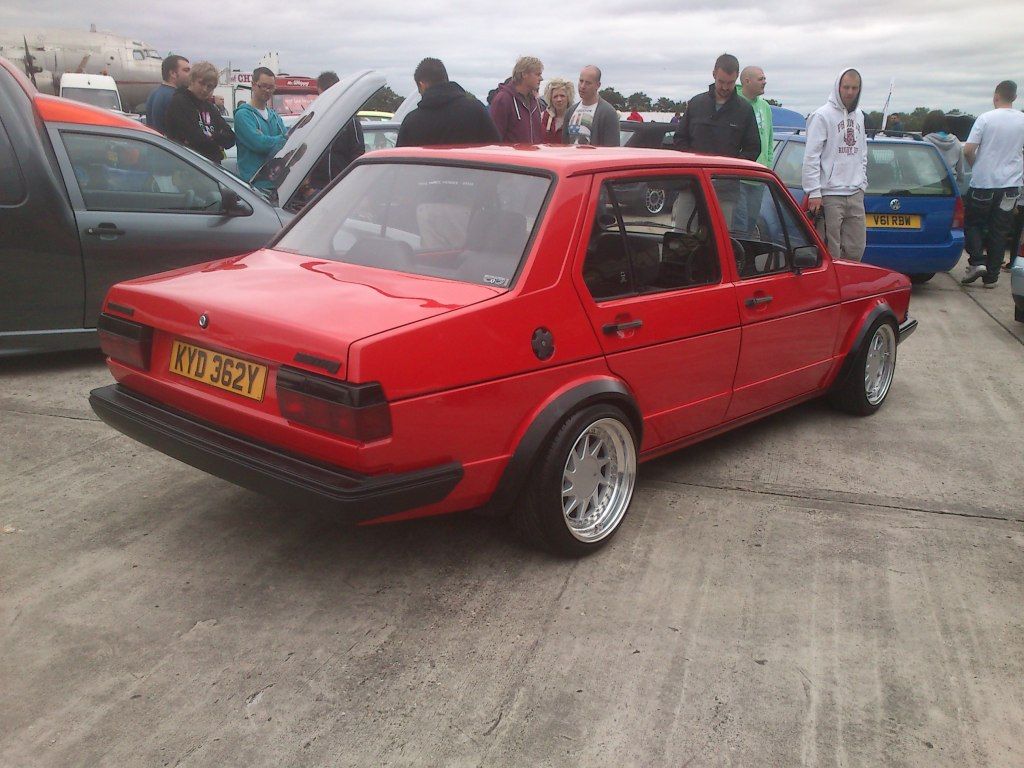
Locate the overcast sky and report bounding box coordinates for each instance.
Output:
[3,0,1022,115]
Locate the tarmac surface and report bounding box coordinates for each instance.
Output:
[1,264,1022,767]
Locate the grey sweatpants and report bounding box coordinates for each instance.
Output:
[816,190,866,262]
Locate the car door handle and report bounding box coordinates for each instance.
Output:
[602,319,643,334]
[744,295,774,307]
[86,224,126,237]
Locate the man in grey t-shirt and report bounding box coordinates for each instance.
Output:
[563,65,620,147]
[961,80,1024,287]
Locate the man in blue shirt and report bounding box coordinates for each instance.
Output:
[233,66,287,182]
[144,55,190,134]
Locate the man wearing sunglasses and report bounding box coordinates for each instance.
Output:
[234,67,288,182]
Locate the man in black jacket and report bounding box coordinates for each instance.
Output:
[673,53,759,161]
[397,58,499,147]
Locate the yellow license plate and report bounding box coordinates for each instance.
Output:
[868,213,920,228]
[169,340,268,401]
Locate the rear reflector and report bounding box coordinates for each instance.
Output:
[97,313,152,370]
[276,367,391,442]
[952,196,964,229]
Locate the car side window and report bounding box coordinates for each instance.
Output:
[712,176,818,278]
[583,176,720,301]
[61,132,224,213]
[0,117,26,205]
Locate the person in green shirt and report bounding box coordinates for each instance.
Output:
[736,66,773,167]
[732,66,774,235]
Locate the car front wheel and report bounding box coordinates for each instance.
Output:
[514,405,638,556]
[909,273,934,284]
[828,318,898,416]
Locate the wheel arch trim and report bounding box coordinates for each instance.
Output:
[831,302,898,391]
[483,378,641,515]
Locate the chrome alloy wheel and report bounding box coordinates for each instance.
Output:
[644,187,667,215]
[561,418,637,542]
[864,323,897,405]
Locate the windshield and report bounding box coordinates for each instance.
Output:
[62,87,121,111]
[275,162,551,289]
[273,93,317,115]
[776,140,954,196]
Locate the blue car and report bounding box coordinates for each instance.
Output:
[773,133,965,283]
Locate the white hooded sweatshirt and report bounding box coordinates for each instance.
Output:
[802,68,868,198]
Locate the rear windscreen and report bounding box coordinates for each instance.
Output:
[775,140,954,196]
[274,163,551,289]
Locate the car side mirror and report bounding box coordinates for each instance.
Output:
[792,244,820,272]
[220,186,252,217]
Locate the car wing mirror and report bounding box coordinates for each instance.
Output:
[220,186,253,217]
[792,244,820,272]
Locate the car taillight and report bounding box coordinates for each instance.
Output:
[97,313,152,370]
[276,366,391,442]
[952,196,964,229]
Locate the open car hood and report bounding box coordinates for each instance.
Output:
[253,70,385,209]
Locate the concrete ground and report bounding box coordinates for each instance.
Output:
[1,270,1022,767]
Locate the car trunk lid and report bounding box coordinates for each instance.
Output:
[107,248,503,381]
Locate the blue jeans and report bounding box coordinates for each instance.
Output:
[964,186,1019,281]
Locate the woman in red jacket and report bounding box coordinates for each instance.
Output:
[541,78,575,143]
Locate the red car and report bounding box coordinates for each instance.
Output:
[90,145,916,556]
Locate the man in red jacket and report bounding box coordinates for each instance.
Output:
[488,57,544,143]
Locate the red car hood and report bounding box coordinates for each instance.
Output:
[106,248,504,378]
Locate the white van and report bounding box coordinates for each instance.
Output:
[59,73,123,112]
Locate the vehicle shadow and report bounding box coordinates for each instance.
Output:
[0,348,106,373]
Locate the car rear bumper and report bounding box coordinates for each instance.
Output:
[89,384,463,522]
[863,236,965,275]
[898,317,918,343]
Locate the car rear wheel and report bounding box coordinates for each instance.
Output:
[643,186,667,215]
[514,405,638,557]
[828,318,898,416]
[909,273,934,284]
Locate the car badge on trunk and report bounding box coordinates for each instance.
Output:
[199,313,209,329]
[889,199,901,211]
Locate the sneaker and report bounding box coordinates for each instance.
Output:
[982,281,997,289]
[961,264,986,284]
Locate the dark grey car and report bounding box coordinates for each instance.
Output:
[0,61,384,355]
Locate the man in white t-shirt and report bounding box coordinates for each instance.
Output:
[562,65,620,147]
[961,80,1024,287]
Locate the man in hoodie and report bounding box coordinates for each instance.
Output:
[233,67,287,182]
[960,80,1024,287]
[802,68,868,261]
[397,58,498,146]
[489,57,544,143]
[673,54,760,161]
[563,65,620,147]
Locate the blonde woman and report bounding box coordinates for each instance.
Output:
[542,78,575,143]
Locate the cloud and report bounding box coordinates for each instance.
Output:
[2,0,1021,114]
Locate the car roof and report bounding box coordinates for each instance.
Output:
[776,132,934,147]
[358,144,763,177]
[33,93,156,132]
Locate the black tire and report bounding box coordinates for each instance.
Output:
[827,318,899,416]
[512,404,638,557]
[909,273,934,284]
[1015,304,1024,323]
